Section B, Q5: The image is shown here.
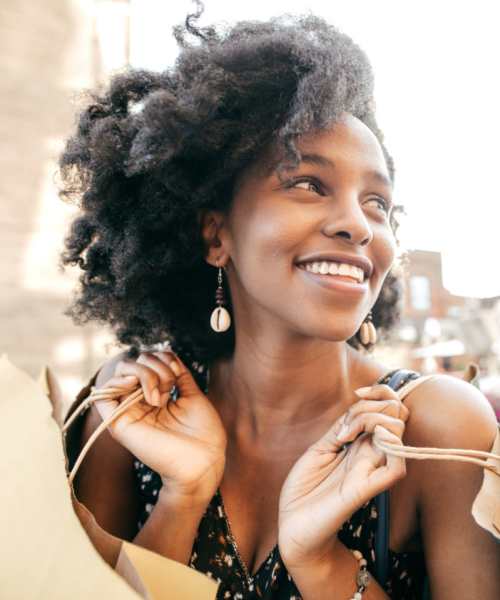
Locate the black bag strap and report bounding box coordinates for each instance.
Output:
[373,368,421,587]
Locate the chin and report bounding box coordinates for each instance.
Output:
[297,321,360,344]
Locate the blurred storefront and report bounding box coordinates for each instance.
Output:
[376,249,500,419]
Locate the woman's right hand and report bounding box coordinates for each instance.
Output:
[93,350,227,508]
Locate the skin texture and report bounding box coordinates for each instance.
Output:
[197,113,401,576]
[83,112,499,599]
[197,113,499,595]
[202,113,396,447]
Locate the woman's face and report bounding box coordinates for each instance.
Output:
[205,112,397,343]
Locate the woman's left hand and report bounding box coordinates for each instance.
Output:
[277,384,409,569]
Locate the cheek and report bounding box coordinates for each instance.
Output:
[378,227,397,271]
[231,200,306,266]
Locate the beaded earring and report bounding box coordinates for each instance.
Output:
[358,310,377,347]
[210,263,231,332]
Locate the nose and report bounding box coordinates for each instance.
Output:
[321,196,374,247]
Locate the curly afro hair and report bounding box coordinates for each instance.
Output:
[59,3,406,370]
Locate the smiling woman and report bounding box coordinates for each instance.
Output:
[58,7,404,367]
[58,2,499,600]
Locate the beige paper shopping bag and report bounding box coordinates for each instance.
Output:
[0,355,218,600]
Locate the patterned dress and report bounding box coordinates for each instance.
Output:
[133,363,427,599]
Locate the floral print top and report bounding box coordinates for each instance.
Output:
[133,364,427,599]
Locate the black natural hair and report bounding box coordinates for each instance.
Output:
[58,2,406,370]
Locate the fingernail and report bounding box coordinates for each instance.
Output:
[160,391,169,405]
[151,387,160,405]
[354,386,372,396]
[169,361,181,377]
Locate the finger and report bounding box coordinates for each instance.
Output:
[92,374,138,420]
[354,383,401,401]
[151,351,182,377]
[137,353,178,395]
[373,423,403,447]
[337,413,405,444]
[353,384,409,421]
[92,395,119,422]
[115,360,161,407]
[99,374,139,392]
[343,399,409,426]
[368,425,407,488]
[154,351,203,399]
[306,392,400,454]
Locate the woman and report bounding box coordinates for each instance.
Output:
[59,6,499,599]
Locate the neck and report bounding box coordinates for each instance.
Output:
[207,333,367,453]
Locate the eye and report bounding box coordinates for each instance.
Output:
[288,177,323,195]
[367,196,391,214]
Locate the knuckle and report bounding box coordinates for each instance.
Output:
[349,414,363,429]
[136,362,153,378]
[155,350,175,361]
[394,420,406,436]
[158,371,176,392]
[380,384,398,398]
[387,399,400,411]
[137,353,158,370]
[381,399,398,416]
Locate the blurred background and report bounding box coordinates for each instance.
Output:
[2,0,500,418]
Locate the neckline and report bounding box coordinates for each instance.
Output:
[203,364,410,395]
[202,365,416,583]
[215,487,278,584]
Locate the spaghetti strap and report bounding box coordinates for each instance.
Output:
[373,368,421,588]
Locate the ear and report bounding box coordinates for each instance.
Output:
[198,209,230,267]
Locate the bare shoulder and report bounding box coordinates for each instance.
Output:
[75,349,141,540]
[399,374,500,598]
[402,372,498,454]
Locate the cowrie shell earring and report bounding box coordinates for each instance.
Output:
[359,310,377,347]
[210,263,231,332]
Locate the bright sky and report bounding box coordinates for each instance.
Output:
[128,0,500,298]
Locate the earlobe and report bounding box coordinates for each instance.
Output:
[199,210,229,267]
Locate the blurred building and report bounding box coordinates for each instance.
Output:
[373,249,500,417]
[1,0,131,405]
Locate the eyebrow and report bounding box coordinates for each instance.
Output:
[300,153,393,189]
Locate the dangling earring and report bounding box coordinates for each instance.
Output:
[210,263,231,332]
[359,310,377,347]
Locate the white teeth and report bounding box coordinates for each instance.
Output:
[302,261,365,283]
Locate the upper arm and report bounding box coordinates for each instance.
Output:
[74,351,141,541]
[403,374,500,599]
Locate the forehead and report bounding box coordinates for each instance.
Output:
[295,113,388,175]
[235,113,391,192]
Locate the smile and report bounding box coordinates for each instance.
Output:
[296,264,369,295]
